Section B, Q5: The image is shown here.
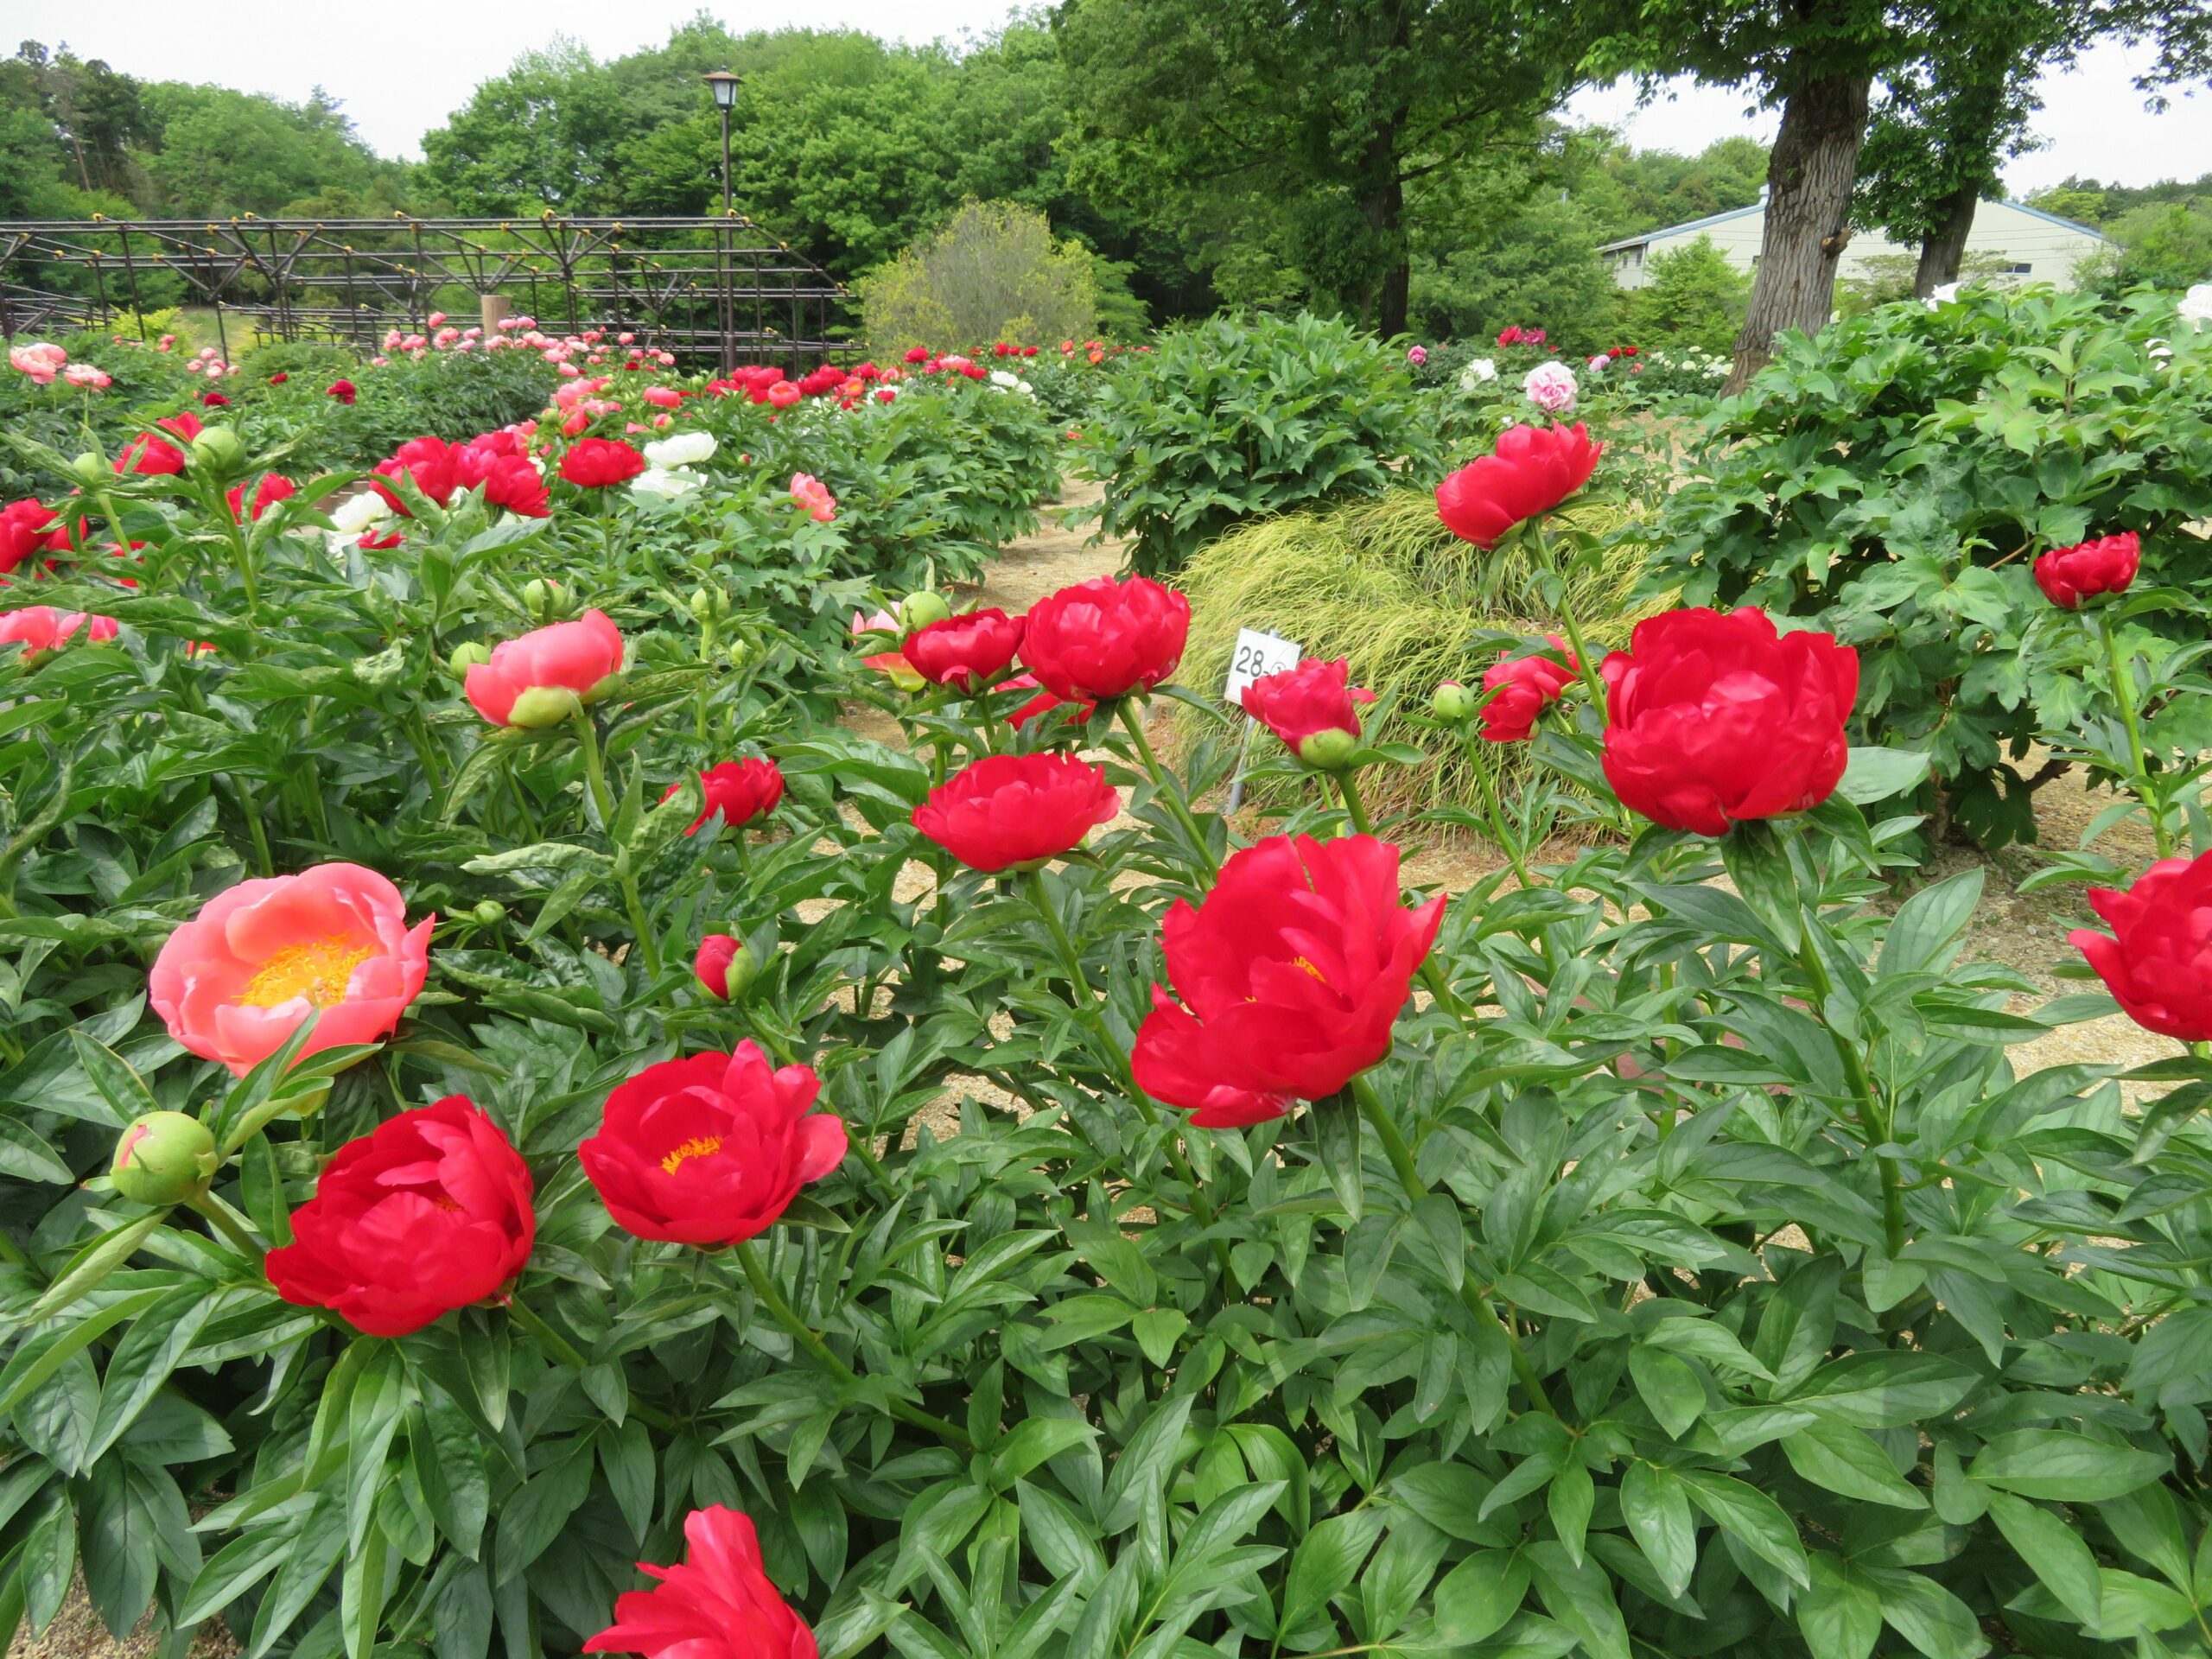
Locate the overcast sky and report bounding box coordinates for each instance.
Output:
[16,0,2211,194]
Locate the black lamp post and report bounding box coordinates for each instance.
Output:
[702,71,741,372]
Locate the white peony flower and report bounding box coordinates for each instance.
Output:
[2179,283,2212,326]
[631,467,702,499]
[1924,282,1961,310]
[328,492,392,535]
[1462,357,1498,386]
[645,430,716,468]
[1522,359,1578,415]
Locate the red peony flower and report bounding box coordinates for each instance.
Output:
[372,435,462,512]
[0,499,60,575]
[912,752,1119,872]
[452,440,550,518]
[269,372,288,385]
[667,759,784,835]
[0,607,118,655]
[1478,636,1577,742]
[2034,531,2140,609]
[561,437,647,489]
[903,346,930,364]
[905,608,1024,690]
[226,474,296,523]
[1133,835,1446,1127]
[156,410,204,442]
[2072,853,2212,1041]
[1020,575,1189,703]
[116,432,186,476]
[766,381,801,410]
[201,391,229,407]
[580,1045,846,1248]
[1435,423,1603,549]
[583,1506,818,1659]
[1241,658,1373,767]
[465,610,626,728]
[1003,671,1095,732]
[264,1097,535,1338]
[327,379,357,404]
[1599,607,1859,836]
[694,935,744,1001]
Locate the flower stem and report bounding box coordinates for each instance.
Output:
[574,709,662,976]
[1473,757,1536,888]
[2100,610,2173,858]
[1529,513,1611,715]
[1333,768,1375,835]
[187,1192,264,1266]
[507,1294,676,1427]
[1794,925,1906,1256]
[1116,698,1219,880]
[1351,1072,1558,1419]
[572,708,618,830]
[736,1239,973,1451]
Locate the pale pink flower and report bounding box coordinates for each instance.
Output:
[10,342,67,384]
[428,311,448,327]
[1522,360,1579,415]
[63,362,111,390]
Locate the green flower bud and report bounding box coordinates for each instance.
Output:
[1295,728,1361,772]
[726,636,755,671]
[689,586,730,625]
[111,1111,219,1206]
[188,424,245,479]
[506,685,583,728]
[448,641,492,677]
[72,451,108,486]
[1430,681,1477,722]
[472,899,507,927]
[520,578,567,623]
[901,591,953,632]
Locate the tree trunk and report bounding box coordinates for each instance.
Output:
[1725,69,1872,394]
[1914,186,1980,295]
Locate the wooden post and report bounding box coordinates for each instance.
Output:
[480,292,512,336]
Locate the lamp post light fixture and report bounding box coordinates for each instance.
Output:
[702,70,741,373]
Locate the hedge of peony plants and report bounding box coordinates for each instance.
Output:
[4,333,2212,1659]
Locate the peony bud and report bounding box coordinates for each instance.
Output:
[505,686,583,728]
[1295,728,1361,772]
[111,1111,219,1206]
[188,425,245,479]
[448,641,492,677]
[520,578,567,622]
[689,586,730,625]
[1430,681,1477,722]
[72,451,108,486]
[901,591,953,632]
[726,637,755,671]
[471,899,506,927]
[694,933,758,1001]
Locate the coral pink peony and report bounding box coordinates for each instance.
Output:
[0,607,117,656]
[912,753,1120,872]
[1478,637,1577,742]
[465,610,626,728]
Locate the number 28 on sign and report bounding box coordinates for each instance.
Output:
[1224,629,1300,703]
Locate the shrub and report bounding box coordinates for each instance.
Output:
[1621,234,1750,354]
[1638,283,2212,844]
[1079,311,1441,577]
[857,200,1098,352]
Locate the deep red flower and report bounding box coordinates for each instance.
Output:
[1599,607,1859,836]
[1003,671,1095,732]
[264,1096,534,1337]
[1020,575,1189,703]
[0,499,60,575]
[580,1045,846,1249]
[269,372,289,385]
[905,608,1024,690]
[156,411,204,442]
[667,759,785,835]
[2034,531,2140,609]
[904,346,930,364]
[201,391,229,407]
[1241,658,1373,766]
[372,435,462,511]
[694,935,744,1001]
[226,474,296,523]
[1435,423,1603,549]
[115,432,186,476]
[1478,636,1577,742]
[1133,835,1446,1127]
[327,379,358,404]
[583,1506,818,1659]
[452,441,550,517]
[2073,852,2212,1041]
[912,752,1119,872]
[561,437,647,489]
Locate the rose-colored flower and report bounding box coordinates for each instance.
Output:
[912,753,1119,872]
[695,935,743,1001]
[148,862,434,1076]
[1003,671,1094,731]
[10,343,66,384]
[62,362,111,390]
[226,474,296,523]
[264,1097,534,1337]
[906,608,1023,690]
[0,499,60,575]
[1020,574,1189,703]
[1435,423,1603,549]
[767,381,801,410]
[1242,658,1373,766]
[0,607,116,656]
[452,441,550,518]
[668,759,785,835]
[580,1046,846,1248]
[561,437,647,489]
[1479,636,1577,742]
[641,386,683,409]
[1133,835,1445,1127]
[156,410,204,442]
[372,435,463,511]
[327,379,357,404]
[2072,852,2212,1041]
[1599,607,1859,836]
[789,474,836,523]
[2034,531,2140,609]
[583,1506,818,1659]
[465,610,626,728]
[116,432,187,476]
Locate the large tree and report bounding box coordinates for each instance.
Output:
[1056,0,1616,337]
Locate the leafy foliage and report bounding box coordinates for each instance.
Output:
[1622,236,1752,356]
[1077,312,1441,576]
[857,202,1099,353]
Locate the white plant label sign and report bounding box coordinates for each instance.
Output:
[1224,628,1300,705]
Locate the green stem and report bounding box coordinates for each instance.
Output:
[1473,757,1536,888]
[572,708,618,830]
[188,1191,265,1266]
[695,621,715,746]
[1795,929,1906,1257]
[230,777,275,877]
[1529,514,1611,715]
[1116,699,1220,880]
[574,709,662,977]
[1350,1074,1558,1417]
[1334,768,1375,835]
[507,1294,675,1427]
[2101,610,2173,859]
[736,1240,973,1451]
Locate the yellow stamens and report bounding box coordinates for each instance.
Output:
[660,1135,724,1174]
[236,937,377,1009]
[1290,956,1327,983]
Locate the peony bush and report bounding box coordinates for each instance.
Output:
[1,337,2211,1659]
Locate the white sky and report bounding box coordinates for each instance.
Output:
[15,1,2212,193]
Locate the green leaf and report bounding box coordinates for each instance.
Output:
[1983,1491,2100,1628]
[1968,1430,2170,1502]
[67,1030,161,1126]
[1432,1548,1530,1645]
[988,1419,1099,1489]
[1129,1306,1188,1370]
[1797,1554,1882,1659]
[1628,1344,1706,1440]
[1278,1509,1384,1634]
[1780,1416,1927,1510]
[1860,1566,1986,1659]
[1837,747,1931,804]
[1618,1463,1696,1599]
[1679,1469,1808,1589]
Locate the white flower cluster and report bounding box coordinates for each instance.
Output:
[988,368,1035,397]
[632,430,720,499]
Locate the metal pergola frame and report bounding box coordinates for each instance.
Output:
[0,213,852,371]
